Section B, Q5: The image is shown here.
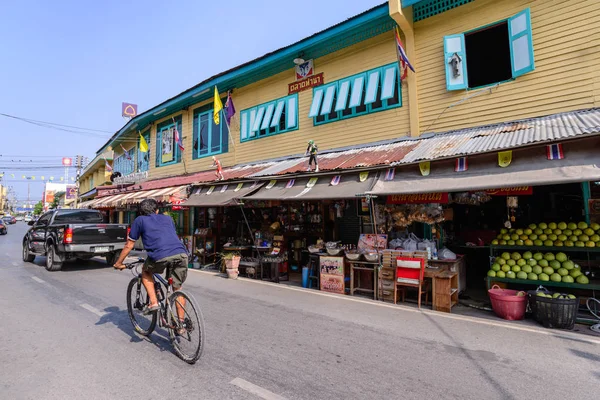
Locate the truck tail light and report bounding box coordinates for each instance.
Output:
[64,227,73,244]
[127,227,131,238]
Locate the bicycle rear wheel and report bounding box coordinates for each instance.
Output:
[126,277,157,336]
[168,290,205,364]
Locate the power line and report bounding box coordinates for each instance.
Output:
[0,112,115,137]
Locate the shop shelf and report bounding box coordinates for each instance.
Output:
[486,276,600,291]
[490,245,600,253]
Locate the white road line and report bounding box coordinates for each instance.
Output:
[230,378,287,400]
[80,303,107,317]
[193,270,600,345]
[12,262,18,266]
[31,276,46,284]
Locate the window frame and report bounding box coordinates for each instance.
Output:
[155,116,182,168]
[114,147,135,176]
[192,108,229,160]
[312,63,402,127]
[137,130,151,172]
[239,93,299,143]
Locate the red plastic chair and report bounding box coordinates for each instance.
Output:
[395,256,427,309]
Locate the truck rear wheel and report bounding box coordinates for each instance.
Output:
[106,252,118,266]
[45,246,63,271]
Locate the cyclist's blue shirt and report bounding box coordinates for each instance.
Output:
[128,214,187,262]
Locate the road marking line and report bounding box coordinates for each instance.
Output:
[31,276,46,284]
[12,262,19,266]
[80,303,107,317]
[230,378,287,400]
[193,270,600,345]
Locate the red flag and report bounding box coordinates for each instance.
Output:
[173,118,184,151]
[395,26,415,81]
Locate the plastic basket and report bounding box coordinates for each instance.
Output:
[488,285,527,321]
[530,294,579,330]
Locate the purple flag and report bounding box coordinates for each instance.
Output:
[225,92,236,125]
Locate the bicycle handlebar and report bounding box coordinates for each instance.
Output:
[122,258,146,270]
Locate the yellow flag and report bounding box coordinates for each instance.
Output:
[498,151,512,168]
[139,132,148,153]
[359,172,369,182]
[419,161,431,176]
[41,176,45,180]
[213,86,223,125]
[31,176,35,180]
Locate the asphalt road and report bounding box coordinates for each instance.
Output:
[1,223,599,400]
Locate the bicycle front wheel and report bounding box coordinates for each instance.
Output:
[168,290,205,364]
[126,277,157,336]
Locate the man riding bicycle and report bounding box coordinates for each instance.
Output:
[113,198,188,314]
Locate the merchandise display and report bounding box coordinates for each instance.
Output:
[491,221,600,248]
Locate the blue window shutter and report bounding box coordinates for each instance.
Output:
[364,70,380,104]
[335,79,350,111]
[271,100,285,128]
[348,75,365,108]
[509,8,535,78]
[320,84,336,115]
[251,106,266,132]
[381,65,397,100]
[261,103,275,131]
[444,34,468,91]
[308,87,324,118]
[286,95,297,129]
[240,110,248,141]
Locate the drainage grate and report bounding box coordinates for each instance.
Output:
[413,0,474,22]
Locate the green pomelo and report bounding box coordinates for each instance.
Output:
[532,266,543,275]
[569,269,582,278]
[527,273,538,281]
[517,271,528,279]
[506,271,516,279]
[555,252,568,262]
[533,253,543,261]
[557,268,569,277]
[562,260,574,270]
[550,273,562,282]
[496,271,506,278]
[517,259,527,267]
[501,252,511,260]
[539,223,548,230]
[507,259,516,267]
[558,222,567,230]
[527,259,537,267]
[538,273,550,281]
[562,275,574,283]
[497,258,506,265]
[567,222,577,230]
[543,266,554,275]
[538,259,549,268]
[501,265,511,272]
[522,251,533,260]
[487,270,496,277]
[576,275,589,284]
[544,253,555,261]
[522,265,533,274]
[578,221,588,230]
[512,265,521,273]
[549,260,561,269]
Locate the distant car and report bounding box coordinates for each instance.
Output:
[15,216,24,221]
[0,220,7,235]
[24,216,33,222]
[2,216,16,225]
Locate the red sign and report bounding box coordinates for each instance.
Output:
[387,193,449,204]
[288,72,324,94]
[62,157,72,166]
[485,187,533,196]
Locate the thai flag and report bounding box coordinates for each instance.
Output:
[120,144,132,160]
[385,168,395,181]
[330,175,341,186]
[395,26,415,80]
[173,118,184,151]
[547,143,564,160]
[285,179,295,189]
[104,158,113,172]
[455,157,468,172]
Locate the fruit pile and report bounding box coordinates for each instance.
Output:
[534,291,577,300]
[491,222,600,248]
[487,251,590,284]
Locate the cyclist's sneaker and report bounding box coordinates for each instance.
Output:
[143,304,159,315]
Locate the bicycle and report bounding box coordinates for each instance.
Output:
[124,258,205,364]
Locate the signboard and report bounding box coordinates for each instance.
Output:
[16,207,33,212]
[357,234,388,252]
[62,157,72,167]
[485,187,533,196]
[387,193,449,204]
[45,190,55,205]
[295,59,314,80]
[122,102,138,118]
[319,256,345,294]
[66,185,77,200]
[113,171,148,184]
[161,127,175,163]
[288,72,324,95]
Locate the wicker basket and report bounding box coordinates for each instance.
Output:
[529,293,579,330]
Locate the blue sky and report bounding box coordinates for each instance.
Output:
[0,0,384,203]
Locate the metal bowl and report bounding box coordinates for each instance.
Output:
[308,245,322,254]
[345,253,362,261]
[363,253,380,262]
[326,248,344,256]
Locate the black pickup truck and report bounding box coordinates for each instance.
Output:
[22,209,129,271]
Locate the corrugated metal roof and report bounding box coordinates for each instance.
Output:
[98,108,600,195]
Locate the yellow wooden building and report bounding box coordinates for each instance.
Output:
[92,0,600,187]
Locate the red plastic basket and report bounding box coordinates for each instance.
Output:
[488,285,527,321]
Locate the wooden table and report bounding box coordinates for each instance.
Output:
[348,260,379,300]
[424,267,458,312]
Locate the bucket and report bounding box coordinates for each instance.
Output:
[488,285,527,321]
[302,266,309,288]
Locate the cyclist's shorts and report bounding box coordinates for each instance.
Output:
[144,253,188,288]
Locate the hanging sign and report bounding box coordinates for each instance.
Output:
[266,180,277,189]
[485,187,533,196]
[419,161,430,176]
[387,193,449,204]
[288,72,324,95]
[220,185,228,193]
[234,183,243,192]
[498,150,512,167]
[385,168,395,181]
[359,172,369,182]
[307,177,318,188]
[206,186,215,195]
[285,179,295,189]
[330,175,341,186]
[319,256,345,294]
[161,126,175,164]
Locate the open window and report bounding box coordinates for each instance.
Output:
[444,8,535,91]
[240,94,298,142]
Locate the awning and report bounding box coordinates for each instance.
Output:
[182,181,263,207]
[95,192,130,208]
[244,172,378,201]
[368,143,600,195]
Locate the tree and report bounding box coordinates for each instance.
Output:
[33,201,43,216]
[49,192,64,210]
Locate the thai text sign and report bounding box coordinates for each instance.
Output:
[113,171,148,184]
[288,72,324,94]
[320,256,344,294]
[485,187,533,196]
[387,193,449,204]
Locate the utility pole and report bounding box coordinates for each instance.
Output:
[74,155,83,209]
